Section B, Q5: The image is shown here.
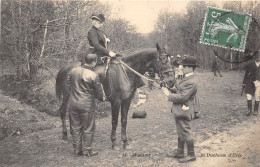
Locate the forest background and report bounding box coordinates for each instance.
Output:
[1,1,260,79]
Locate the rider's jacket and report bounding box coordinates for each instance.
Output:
[87,26,110,64]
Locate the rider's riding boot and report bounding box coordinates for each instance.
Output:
[179,139,196,163]
[252,101,259,116]
[246,100,252,116]
[167,137,184,158]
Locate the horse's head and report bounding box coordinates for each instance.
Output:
[151,43,176,88]
[120,44,176,88]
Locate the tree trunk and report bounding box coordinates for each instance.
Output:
[64,1,70,60]
[29,34,38,80]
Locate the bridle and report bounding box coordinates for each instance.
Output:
[155,53,175,89]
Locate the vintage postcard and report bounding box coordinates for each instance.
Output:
[0,0,259,167]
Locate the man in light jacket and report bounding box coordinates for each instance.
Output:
[162,56,200,163]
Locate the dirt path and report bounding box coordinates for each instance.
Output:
[194,117,260,167]
[0,71,259,167]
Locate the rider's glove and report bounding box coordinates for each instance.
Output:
[109,51,116,57]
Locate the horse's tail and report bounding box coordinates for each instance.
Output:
[56,67,66,101]
[55,61,82,101]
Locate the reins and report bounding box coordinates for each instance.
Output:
[117,58,171,88]
[117,59,154,82]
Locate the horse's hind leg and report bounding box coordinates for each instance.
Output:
[121,100,131,150]
[59,98,69,140]
[111,101,120,150]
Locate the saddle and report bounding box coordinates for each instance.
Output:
[93,57,121,81]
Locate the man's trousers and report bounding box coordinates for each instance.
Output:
[174,117,193,141]
[68,105,96,154]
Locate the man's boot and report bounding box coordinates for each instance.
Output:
[167,137,184,158]
[73,144,83,157]
[246,100,252,116]
[84,149,98,157]
[179,139,196,163]
[82,130,98,157]
[252,101,259,116]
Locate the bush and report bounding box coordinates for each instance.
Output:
[0,75,111,119]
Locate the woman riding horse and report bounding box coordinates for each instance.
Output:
[87,13,116,64]
[87,13,145,88]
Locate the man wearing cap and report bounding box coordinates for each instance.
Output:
[242,51,260,116]
[66,53,106,157]
[161,56,200,163]
[87,13,116,65]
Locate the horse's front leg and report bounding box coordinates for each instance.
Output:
[121,99,132,150]
[111,100,120,150]
[59,96,69,140]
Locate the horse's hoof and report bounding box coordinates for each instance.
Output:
[62,135,68,141]
[112,145,120,151]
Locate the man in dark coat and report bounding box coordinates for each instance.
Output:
[87,14,117,65]
[212,56,223,77]
[243,51,260,116]
[66,54,106,157]
[161,56,200,163]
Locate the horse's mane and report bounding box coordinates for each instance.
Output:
[121,48,158,62]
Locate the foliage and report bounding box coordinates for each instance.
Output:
[104,18,146,52]
[1,0,145,79]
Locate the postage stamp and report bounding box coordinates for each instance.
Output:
[200,7,251,52]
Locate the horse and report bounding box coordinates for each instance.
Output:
[55,43,176,150]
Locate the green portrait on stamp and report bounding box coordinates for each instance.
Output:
[200,7,251,52]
